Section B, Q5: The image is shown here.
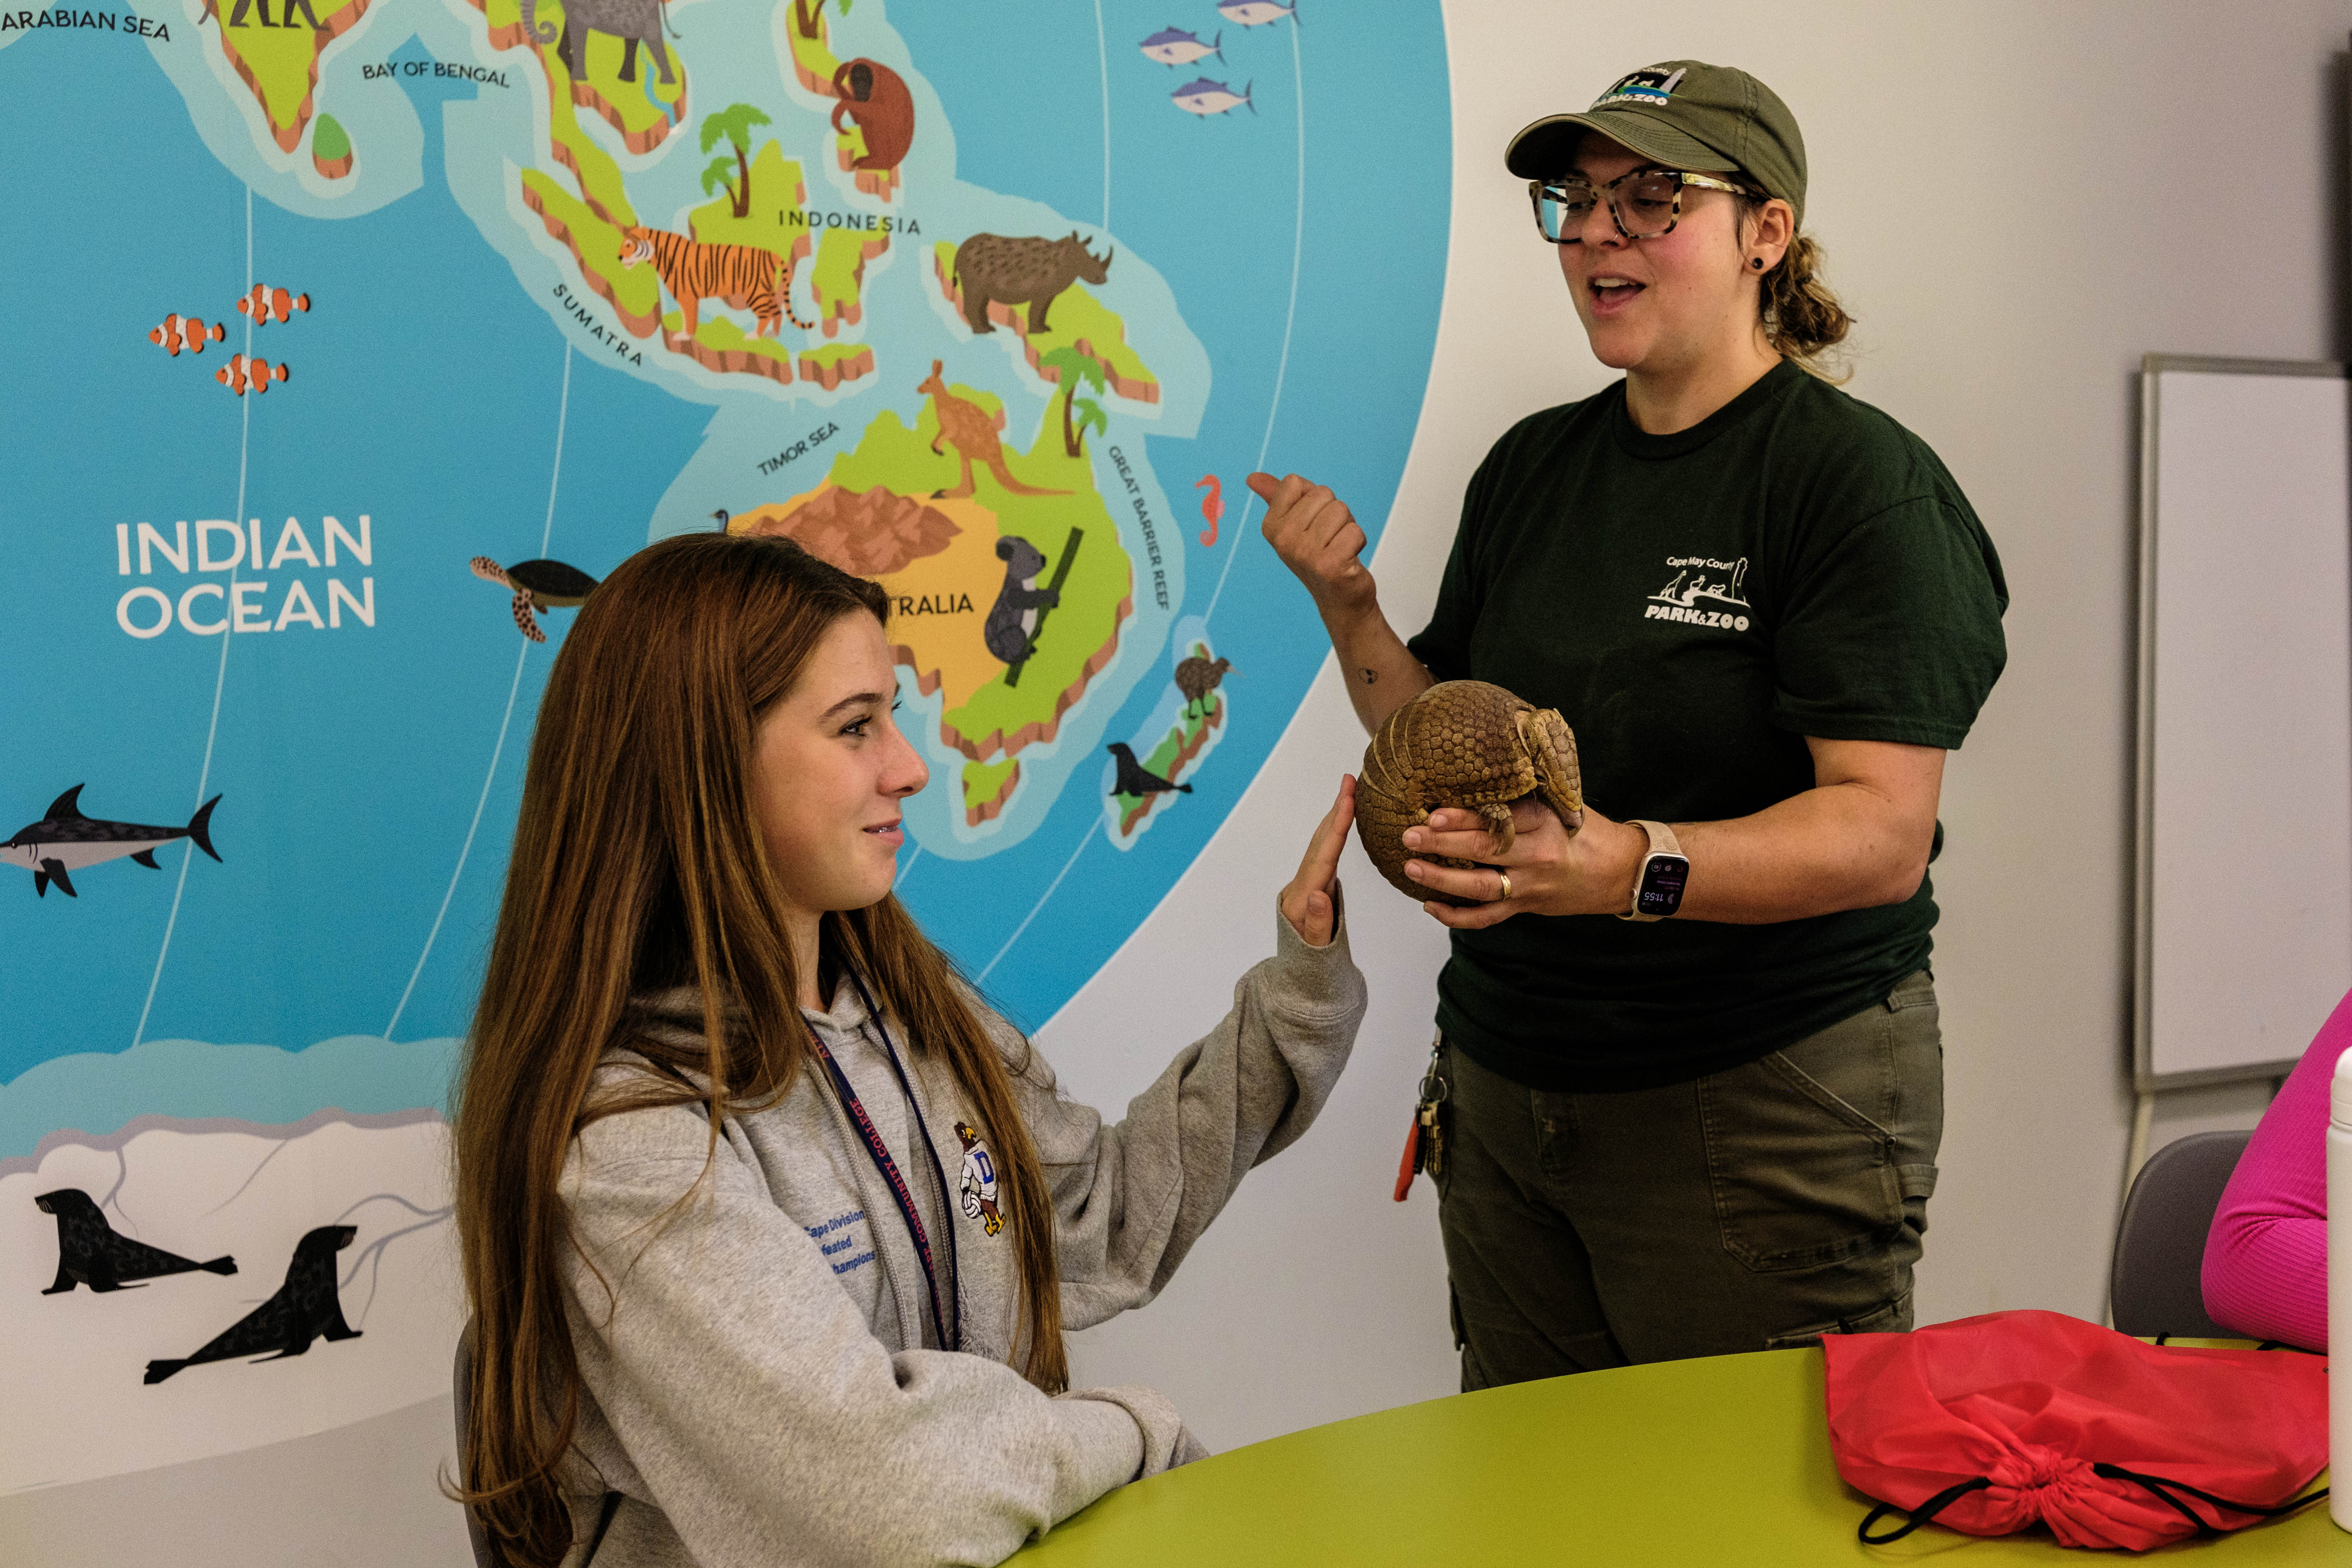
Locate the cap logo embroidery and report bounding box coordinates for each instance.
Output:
[1592,66,1685,109]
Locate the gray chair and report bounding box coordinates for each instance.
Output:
[2109,1129,2253,1338]
[456,1323,496,1568]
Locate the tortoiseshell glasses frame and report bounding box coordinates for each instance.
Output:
[1529,169,1760,244]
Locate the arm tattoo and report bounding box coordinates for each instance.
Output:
[1360,668,1377,685]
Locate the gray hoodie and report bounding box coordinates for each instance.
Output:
[554,894,1366,1567]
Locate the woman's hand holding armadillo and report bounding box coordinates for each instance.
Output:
[1281,774,1357,948]
[1403,802,1649,929]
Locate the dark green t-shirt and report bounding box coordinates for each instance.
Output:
[1405,360,2008,1091]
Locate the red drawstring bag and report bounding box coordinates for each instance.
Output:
[1821,1309,2328,1550]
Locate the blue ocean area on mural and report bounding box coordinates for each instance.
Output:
[0,0,1449,1160]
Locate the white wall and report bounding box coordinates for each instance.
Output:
[1053,0,2352,1451]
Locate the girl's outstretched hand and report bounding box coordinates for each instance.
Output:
[1281,775,1356,947]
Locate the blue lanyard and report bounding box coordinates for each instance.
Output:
[807,971,960,1352]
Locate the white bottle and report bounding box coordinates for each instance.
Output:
[2327,1046,2352,1528]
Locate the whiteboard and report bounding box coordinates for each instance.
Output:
[2136,356,2352,1087]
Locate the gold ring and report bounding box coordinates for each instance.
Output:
[1496,872,1512,902]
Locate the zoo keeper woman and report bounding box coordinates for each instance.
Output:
[453,533,1367,1567]
[1250,60,2007,1384]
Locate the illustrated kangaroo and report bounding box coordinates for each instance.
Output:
[918,361,1071,500]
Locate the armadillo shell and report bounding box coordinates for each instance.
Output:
[1354,679,1581,907]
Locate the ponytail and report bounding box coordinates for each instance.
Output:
[1738,195,1854,382]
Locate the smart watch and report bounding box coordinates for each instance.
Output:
[1619,819,1689,922]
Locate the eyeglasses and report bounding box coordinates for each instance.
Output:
[1528,169,1759,244]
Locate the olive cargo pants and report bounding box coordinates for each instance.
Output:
[1436,970,1943,1387]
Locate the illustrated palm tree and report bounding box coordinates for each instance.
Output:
[1039,346,1110,458]
[699,103,772,220]
[792,0,851,39]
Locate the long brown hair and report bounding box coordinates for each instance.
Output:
[451,531,1066,1568]
[1737,194,1854,381]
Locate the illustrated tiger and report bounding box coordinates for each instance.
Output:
[618,226,816,341]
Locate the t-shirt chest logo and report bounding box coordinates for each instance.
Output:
[1644,555,1753,632]
[953,1120,1003,1236]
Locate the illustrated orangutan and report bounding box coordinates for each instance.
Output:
[832,58,915,174]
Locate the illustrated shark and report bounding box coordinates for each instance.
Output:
[1172,77,1254,117]
[1140,26,1222,66]
[1216,0,1298,26]
[3,785,223,897]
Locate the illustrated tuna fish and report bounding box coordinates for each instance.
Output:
[216,354,290,395]
[1216,0,1298,26]
[236,284,311,325]
[3,786,223,899]
[148,313,224,357]
[1172,77,1254,117]
[1139,26,1222,66]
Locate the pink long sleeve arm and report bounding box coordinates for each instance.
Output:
[2197,988,2352,1351]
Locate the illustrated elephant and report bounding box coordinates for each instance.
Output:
[522,0,675,85]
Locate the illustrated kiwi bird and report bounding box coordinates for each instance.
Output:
[469,556,600,643]
[1107,742,1191,798]
[1174,655,1233,719]
[34,1189,236,1294]
[144,1224,360,1384]
[3,785,222,898]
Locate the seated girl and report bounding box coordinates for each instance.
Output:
[2199,989,2352,1350]
[454,534,1366,1566]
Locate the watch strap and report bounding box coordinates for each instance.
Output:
[1620,819,1685,923]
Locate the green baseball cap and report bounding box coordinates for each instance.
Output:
[1505,61,1809,231]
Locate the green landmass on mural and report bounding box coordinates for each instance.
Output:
[962,756,1018,811]
[519,163,659,324]
[653,139,818,360]
[1113,682,1220,822]
[311,112,350,163]
[208,0,359,149]
[692,140,806,248]
[800,342,867,371]
[519,0,686,138]
[813,226,882,328]
[783,7,840,95]
[932,242,1157,401]
[487,0,717,331]
[829,392,1132,759]
[658,312,796,369]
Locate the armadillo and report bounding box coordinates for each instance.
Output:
[1355,680,1584,906]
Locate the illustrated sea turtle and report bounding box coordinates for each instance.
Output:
[1354,680,1584,906]
[469,557,599,644]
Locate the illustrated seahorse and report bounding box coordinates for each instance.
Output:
[618,227,816,340]
[917,360,1071,500]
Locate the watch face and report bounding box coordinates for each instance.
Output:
[1636,854,1690,916]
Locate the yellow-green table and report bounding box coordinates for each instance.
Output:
[1011,1347,2345,1565]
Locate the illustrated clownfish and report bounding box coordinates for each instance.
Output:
[235,284,311,326]
[148,313,225,357]
[215,354,290,395]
